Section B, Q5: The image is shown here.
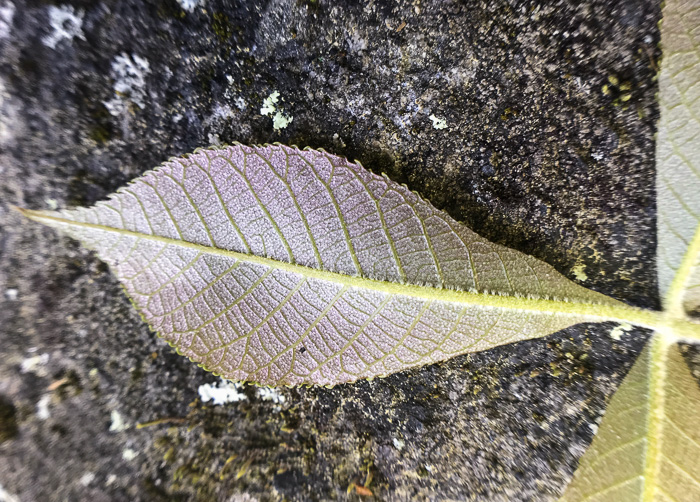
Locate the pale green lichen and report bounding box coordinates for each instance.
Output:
[429,114,448,130]
[572,263,588,281]
[109,410,129,432]
[177,0,205,13]
[79,473,95,487]
[272,111,293,130]
[42,5,84,49]
[36,395,51,420]
[260,91,293,130]
[20,353,49,375]
[103,53,150,115]
[199,378,247,405]
[609,322,632,341]
[260,91,279,116]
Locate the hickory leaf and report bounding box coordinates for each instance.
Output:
[20,143,652,386]
[656,0,700,317]
[559,0,700,499]
[560,338,700,501]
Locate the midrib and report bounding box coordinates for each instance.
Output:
[641,334,669,501]
[20,208,700,341]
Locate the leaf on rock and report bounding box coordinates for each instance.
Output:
[560,338,700,502]
[20,144,621,385]
[656,0,700,316]
[561,0,700,499]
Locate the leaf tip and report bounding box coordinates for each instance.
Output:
[13,206,49,222]
[10,204,28,216]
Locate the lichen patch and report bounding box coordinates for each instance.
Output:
[42,6,84,49]
[260,91,293,130]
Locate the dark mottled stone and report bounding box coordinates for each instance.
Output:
[0,395,19,443]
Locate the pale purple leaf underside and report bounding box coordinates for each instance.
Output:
[25,145,618,385]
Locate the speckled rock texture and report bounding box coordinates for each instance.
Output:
[0,0,661,500]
